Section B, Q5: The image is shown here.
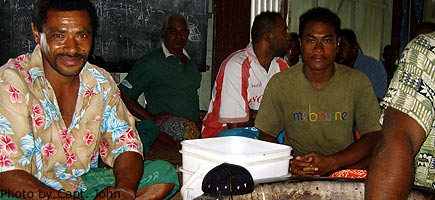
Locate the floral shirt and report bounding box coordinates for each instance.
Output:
[0,46,143,193]
[381,32,435,188]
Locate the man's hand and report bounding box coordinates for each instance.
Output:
[199,110,207,121]
[95,186,136,200]
[121,94,168,121]
[290,154,318,177]
[152,112,172,122]
[290,152,337,177]
[94,186,114,200]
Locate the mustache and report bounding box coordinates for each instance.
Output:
[310,55,327,59]
[55,53,86,60]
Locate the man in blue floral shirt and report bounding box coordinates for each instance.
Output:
[0,0,178,199]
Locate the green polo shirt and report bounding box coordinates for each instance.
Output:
[119,48,201,122]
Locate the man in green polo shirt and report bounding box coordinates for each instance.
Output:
[119,14,201,153]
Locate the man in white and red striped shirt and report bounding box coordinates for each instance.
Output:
[202,12,290,138]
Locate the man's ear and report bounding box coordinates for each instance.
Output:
[355,42,360,49]
[336,37,341,52]
[264,32,273,43]
[160,28,166,38]
[353,42,360,54]
[298,37,303,53]
[31,23,40,44]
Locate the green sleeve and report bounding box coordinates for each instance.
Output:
[118,57,153,100]
[255,75,284,137]
[355,74,382,135]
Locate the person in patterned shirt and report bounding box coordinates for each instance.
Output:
[365,32,435,198]
[0,0,178,199]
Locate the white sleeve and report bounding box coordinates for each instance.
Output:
[218,60,249,123]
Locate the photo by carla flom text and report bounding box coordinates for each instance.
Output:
[0,188,122,199]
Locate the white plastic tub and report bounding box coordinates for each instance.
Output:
[179,136,292,199]
[179,167,204,200]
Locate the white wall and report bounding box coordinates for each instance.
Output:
[423,0,435,23]
[286,0,393,60]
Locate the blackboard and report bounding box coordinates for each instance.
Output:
[0,0,208,72]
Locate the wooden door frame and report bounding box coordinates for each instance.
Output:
[211,0,251,84]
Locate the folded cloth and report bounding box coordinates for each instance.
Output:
[136,120,159,154]
[80,160,180,200]
[155,116,200,141]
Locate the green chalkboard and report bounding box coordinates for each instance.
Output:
[0,0,208,72]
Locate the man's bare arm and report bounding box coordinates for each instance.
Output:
[0,170,77,199]
[227,121,252,129]
[227,109,258,129]
[258,130,278,143]
[329,130,380,170]
[120,94,157,121]
[111,151,144,197]
[291,130,380,176]
[365,107,426,199]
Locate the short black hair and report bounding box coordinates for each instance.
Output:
[32,0,98,35]
[290,32,299,40]
[299,7,340,37]
[251,11,283,44]
[383,44,397,54]
[338,29,357,44]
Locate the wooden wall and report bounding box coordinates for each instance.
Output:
[212,0,251,84]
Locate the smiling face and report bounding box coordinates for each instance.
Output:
[32,10,92,78]
[300,21,338,71]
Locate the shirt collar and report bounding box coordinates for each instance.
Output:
[26,45,46,83]
[245,43,257,63]
[28,45,43,69]
[161,42,190,59]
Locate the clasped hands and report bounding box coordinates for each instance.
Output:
[290,152,338,177]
